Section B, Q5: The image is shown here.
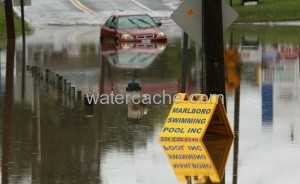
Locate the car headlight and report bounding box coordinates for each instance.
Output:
[121,34,133,40]
[121,43,134,49]
[157,32,166,38]
[156,44,166,50]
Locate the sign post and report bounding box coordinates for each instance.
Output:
[202,0,226,99]
[165,1,238,182]
[181,32,189,93]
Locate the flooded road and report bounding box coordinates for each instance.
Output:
[1,24,300,184]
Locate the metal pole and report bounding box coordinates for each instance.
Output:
[233,85,240,184]
[21,34,26,99]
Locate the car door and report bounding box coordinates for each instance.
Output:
[102,16,117,41]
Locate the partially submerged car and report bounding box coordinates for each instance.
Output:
[100,14,167,44]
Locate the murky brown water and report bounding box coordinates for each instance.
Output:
[1,25,300,184]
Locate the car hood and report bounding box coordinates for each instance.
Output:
[118,27,161,36]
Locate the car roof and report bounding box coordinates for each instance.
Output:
[111,13,149,17]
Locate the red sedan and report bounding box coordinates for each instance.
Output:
[100,14,167,44]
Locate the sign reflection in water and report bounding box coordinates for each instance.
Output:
[160,138,233,183]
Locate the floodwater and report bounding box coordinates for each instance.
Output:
[1,24,300,184]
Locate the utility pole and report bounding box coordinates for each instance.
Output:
[20,0,26,99]
[2,40,15,184]
[181,32,189,93]
[202,0,226,106]
[4,0,16,39]
[20,0,26,42]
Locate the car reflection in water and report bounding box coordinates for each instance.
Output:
[101,42,166,69]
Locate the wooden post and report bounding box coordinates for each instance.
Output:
[51,72,55,85]
[66,83,71,95]
[58,76,63,90]
[38,67,43,78]
[77,91,82,101]
[71,87,75,98]
[55,74,59,87]
[63,79,67,92]
[45,69,49,82]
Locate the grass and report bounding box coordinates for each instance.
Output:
[0,4,31,36]
[225,25,300,43]
[228,0,300,22]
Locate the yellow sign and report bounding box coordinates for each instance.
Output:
[158,93,234,141]
[160,137,233,183]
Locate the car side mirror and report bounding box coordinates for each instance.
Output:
[156,22,162,27]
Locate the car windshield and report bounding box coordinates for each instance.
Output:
[117,15,157,29]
